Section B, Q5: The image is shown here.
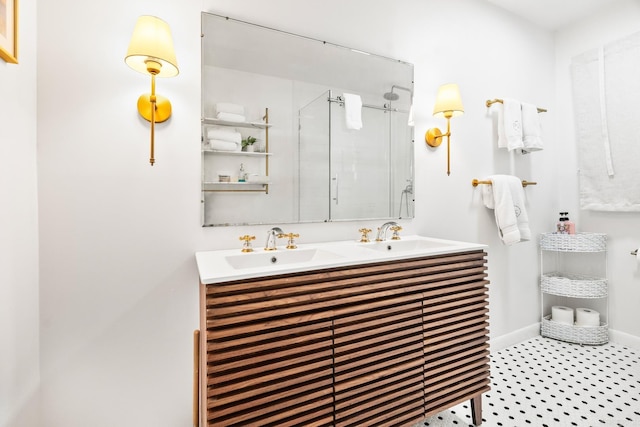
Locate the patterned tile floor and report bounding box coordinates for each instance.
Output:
[417,336,640,427]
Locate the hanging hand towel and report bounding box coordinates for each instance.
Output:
[502,99,524,152]
[490,102,508,149]
[343,93,363,130]
[481,175,530,245]
[522,102,544,153]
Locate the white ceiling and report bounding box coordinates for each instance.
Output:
[485,0,616,31]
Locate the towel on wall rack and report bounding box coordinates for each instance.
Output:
[522,102,544,153]
[491,98,524,151]
[481,175,531,245]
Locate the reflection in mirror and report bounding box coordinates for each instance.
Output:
[201,12,414,226]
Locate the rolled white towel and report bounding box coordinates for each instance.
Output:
[215,102,245,115]
[208,139,240,151]
[206,127,241,143]
[216,112,246,123]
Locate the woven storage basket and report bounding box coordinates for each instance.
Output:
[539,232,606,252]
[541,273,608,298]
[541,315,608,345]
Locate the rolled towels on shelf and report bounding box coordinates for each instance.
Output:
[206,127,242,143]
[215,102,245,116]
[575,308,600,327]
[208,139,240,152]
[551,305,574,325]
[216,112,247,123]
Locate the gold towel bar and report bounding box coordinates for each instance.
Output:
[486,98,547,113]
[472,179,537,187]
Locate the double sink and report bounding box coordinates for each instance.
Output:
[196,235,486,284]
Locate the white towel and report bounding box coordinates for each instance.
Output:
[522,102,544,153]
[502,98,523,152]
[208,139,240,151]
[481,175,531,245]
[216,112,246,123]
[246,174,269,184]
[343,93,362,130]
[206,127,241,143]
[215,102,245,116]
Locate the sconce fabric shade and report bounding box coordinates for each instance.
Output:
[125,15,179,77]
[433,83,464,118]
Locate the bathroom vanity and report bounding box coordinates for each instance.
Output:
[196,236,490,426]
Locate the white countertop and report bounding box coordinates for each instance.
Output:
[196,235,486,285]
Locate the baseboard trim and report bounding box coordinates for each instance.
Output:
[490,323,540,353]
[490,324,640,352]
[609,329,640,350]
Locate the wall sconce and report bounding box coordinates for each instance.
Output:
[425,83,464,176]
[125,15,179,166]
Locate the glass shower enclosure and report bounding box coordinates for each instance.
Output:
[298,90,414,223]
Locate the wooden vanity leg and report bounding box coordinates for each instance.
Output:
[471,395,482,426]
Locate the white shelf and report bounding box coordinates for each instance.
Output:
[202,117,272,129]
[203,181,270,186]
[202,149,271,157]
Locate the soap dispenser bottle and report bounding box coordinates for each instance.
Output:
[556,212,566,234]
[238,163,246,182]
[556,212,565,234]
[565,212,576,235]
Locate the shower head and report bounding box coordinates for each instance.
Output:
[383,85,413,101]
[383,91,400,101]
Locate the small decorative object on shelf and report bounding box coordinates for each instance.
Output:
[539,232,608,345]
[242,136,257,152]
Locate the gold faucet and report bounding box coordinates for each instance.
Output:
[359,228,372,243]
[239,235,256,252]
[280,232,299,249]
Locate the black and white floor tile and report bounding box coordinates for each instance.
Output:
[417,336,640,427]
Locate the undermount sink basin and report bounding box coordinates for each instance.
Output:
[363,238,462,252]
[225,248,344,270]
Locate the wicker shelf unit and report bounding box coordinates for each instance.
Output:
[539,232,608,345]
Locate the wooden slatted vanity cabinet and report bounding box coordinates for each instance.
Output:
[198,249,490,426]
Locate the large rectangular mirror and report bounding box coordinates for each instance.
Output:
[201,12,414,226]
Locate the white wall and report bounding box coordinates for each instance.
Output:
[555,0,640,341]
[0,0,40,426]
[28,0,634,426]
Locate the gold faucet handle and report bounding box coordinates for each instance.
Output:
[358,228,372,243]
[239,235,256,252]
[279,232,299,249]
[390,225,402,240]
